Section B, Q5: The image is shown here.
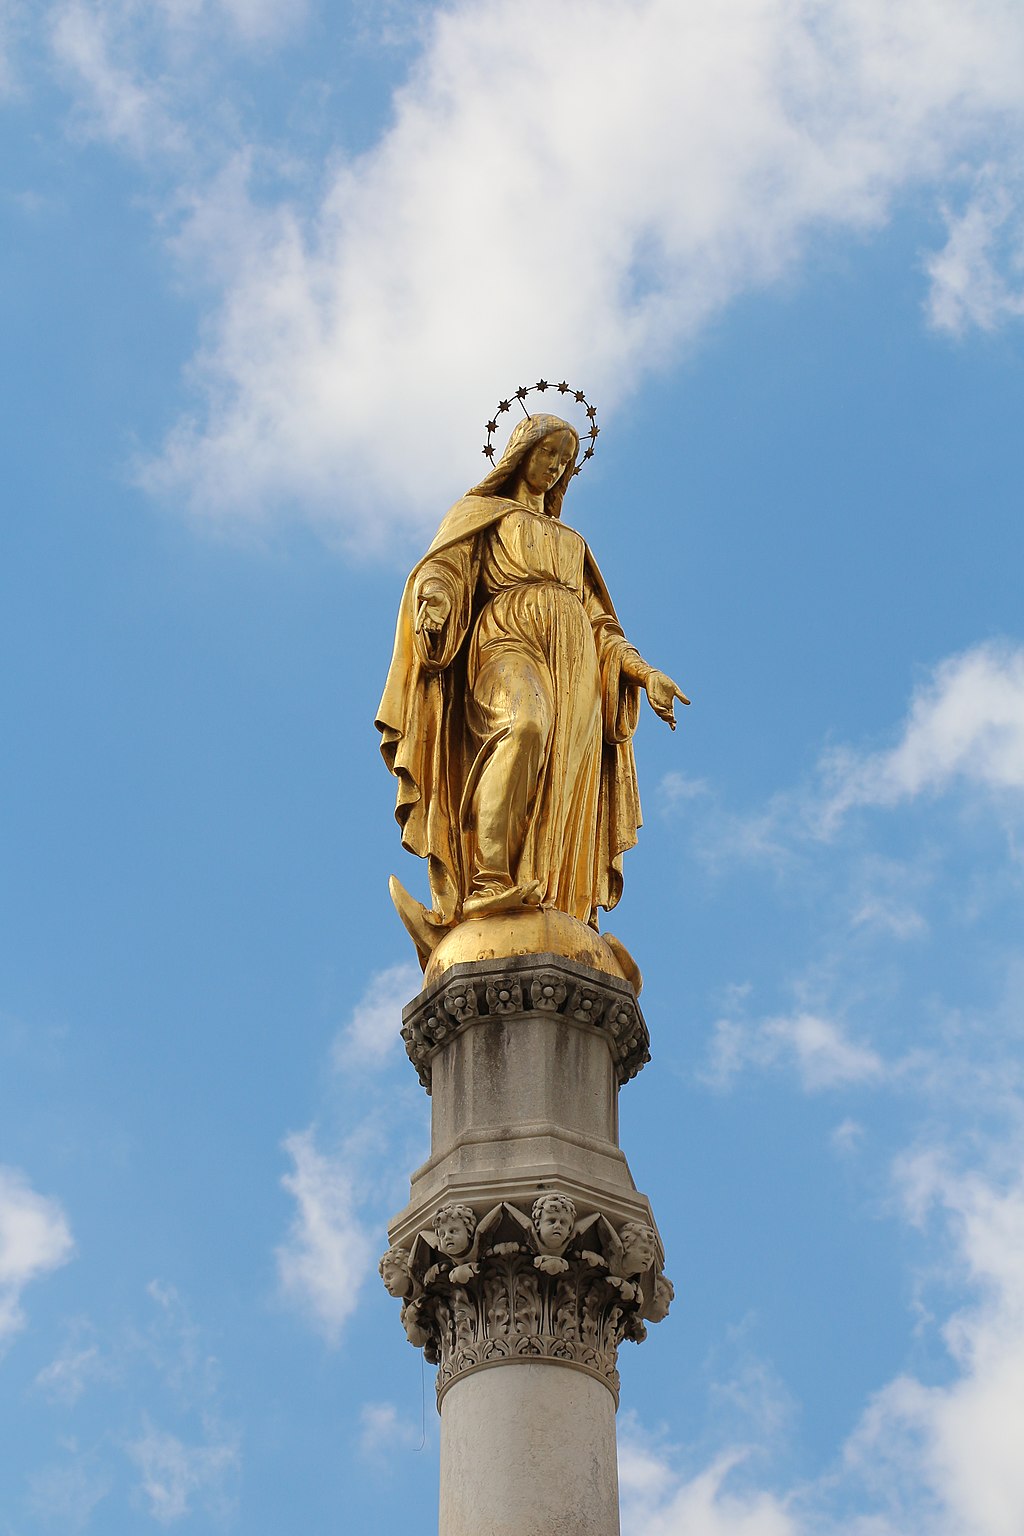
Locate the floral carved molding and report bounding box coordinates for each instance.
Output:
[400,957,651,1092]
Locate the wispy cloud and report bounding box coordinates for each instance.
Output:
[660,771,712,809]
[0,0,22,96]
[35,0,1024,546]
[620,1137,1024,1535]
[276,1128,375,1344]
[26,1280,242,1528]
[357,1399,423,1460]
[49,1,184,158]
[0,1164,74,1351]
[33,1336,104,1405]
[25,1450,112,1533]
[674,642,1024,880]
[620,1441,797,1536]
[831,1118,866,1156]
[926,166,1024,335]
[332,960,421,1071]
[819,642,1024,831]
[126,1418,240,1525]
[841,1155,1024,1536]
[703,1010,885,1093]
[47,0,309,164]
[277,958,428,1342]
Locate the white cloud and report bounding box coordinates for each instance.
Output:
[772,1014,885,1091]
[842,1158,1024,1536]
[926,168,1024,335]
[690,643,1024,869]
[130,0,1024,545]
[49,1,186,158]
[332,960,421,1070]
[0,1164,74,1350]
[276,1128,375,1343]
[620,1443,797,1536]
[704,1011,884,1092]
[820,643,1024,830]
[617,1146,1024,1536]
[48,0,306,160]
[127,1419,240,1525]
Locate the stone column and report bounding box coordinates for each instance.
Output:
[439,1364,619,1536]
[378,918,674,1536]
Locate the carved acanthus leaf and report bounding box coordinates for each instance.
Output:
[379,1191,671,1402]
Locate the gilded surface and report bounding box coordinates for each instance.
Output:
[376,413,687,965]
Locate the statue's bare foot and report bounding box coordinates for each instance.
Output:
[463,880,543,919]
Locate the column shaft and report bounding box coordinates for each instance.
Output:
[438,1363,620,1536]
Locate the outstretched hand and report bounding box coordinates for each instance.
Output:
[645,669,690,730]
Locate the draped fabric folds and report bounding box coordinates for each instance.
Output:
[376,487,643,930]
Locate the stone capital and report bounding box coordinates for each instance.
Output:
[380,1194,673,1405]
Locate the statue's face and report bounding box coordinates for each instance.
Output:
[648,1277,674,1321]
[521,431,575,497]
[536,1204,573,1252]
[381,1253,412,1296]
[622,1227,656,1275]
[436,1213,473,1256]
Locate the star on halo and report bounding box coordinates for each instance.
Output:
[483,380,601,474]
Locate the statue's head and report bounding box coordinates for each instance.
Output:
[378,1246,414,1298]
[648,1275,675,1321]
[531,1192,577,1253]
[432,1202,477,1257]
[619,1220,658,1276]
[469,414,580,519]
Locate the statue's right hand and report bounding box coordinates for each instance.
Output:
[415,587,451,642]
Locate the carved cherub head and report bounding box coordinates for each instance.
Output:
[378,1246,415,1299]
[432,1202,477,1258]
[647,1275,675,1322]
[531,1192,577,1254]
[618,1220,658,1277]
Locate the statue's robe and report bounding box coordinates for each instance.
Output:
[375,494,643,927]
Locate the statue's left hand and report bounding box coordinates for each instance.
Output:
[645,670,690,730]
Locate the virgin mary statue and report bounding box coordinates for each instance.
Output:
[376,412,687,968]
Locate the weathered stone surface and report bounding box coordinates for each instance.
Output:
[401,953,651,1093]
[380,1190,669,1405]
[439,1363,620,1536]
[381,957,673,1535]
[389,957,659,1258]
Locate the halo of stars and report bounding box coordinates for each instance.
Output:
[482,379,600,476]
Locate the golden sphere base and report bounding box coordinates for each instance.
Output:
[424,908,639,993]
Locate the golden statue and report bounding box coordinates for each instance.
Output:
[376,400,688,983]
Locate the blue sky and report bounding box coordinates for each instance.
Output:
[2,2,1024,1532]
